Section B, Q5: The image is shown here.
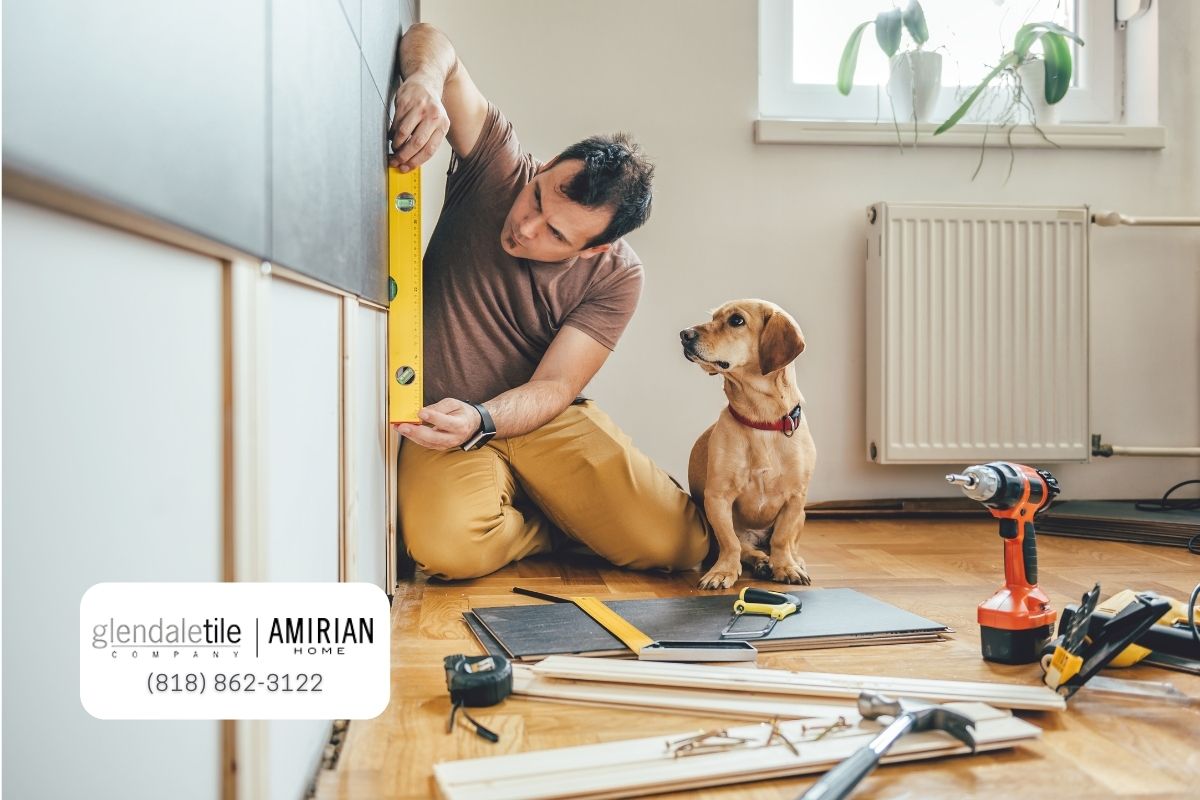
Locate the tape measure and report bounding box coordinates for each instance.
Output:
[387,166,423,424]
[443,653,512,743]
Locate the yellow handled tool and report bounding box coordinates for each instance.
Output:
[721,587,802,639]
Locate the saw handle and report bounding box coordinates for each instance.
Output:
[735,587,800,620]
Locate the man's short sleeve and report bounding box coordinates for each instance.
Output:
[444,103,528,208]
[562,263,644,351]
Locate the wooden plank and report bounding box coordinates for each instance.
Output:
[532,656,1067,711]
[434,705,1040,800]
[512,666,860,722]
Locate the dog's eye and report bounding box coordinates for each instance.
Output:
[728,314,745,327]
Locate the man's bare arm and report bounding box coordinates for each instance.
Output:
[389,23,489,170]
[395,327,612,450]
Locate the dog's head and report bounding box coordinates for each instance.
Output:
[680,299,806,377]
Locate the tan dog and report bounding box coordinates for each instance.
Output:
[681,300,816,590]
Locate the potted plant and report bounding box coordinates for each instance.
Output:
[837,1,941,125]
[935,21,1084,134]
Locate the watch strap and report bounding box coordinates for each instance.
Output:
[461,403,497,451]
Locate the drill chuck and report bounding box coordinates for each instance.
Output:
[945,465,1000,503]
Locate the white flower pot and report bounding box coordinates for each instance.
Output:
[887,50,942,123]
[1016,59,1060,125]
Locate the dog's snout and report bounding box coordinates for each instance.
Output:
[680,328,698,344]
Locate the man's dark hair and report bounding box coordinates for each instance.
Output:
[555,133,654,249]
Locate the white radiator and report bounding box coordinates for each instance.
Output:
[865,202,1090,464]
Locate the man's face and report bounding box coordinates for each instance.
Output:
[500,159,614,262]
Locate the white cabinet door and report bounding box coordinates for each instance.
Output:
[2,200,223,799]
[353,304,388,590]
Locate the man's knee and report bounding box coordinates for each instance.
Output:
[614,518,710,572]
[407,535,506,581]
[400,504,496,579]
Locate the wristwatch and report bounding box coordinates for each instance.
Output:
[461,403,497,451]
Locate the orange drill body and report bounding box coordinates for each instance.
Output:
[947,462,1061,664]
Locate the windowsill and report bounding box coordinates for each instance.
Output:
[754,119,1166,150]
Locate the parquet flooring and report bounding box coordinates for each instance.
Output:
[315,518,1200,799]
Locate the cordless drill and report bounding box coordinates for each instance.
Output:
[946,462,1061,664]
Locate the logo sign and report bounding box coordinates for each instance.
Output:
[80,583,390,720]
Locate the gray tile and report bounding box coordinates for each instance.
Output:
[340,0,362,42]
[362,0,406,103]
[361,58,389,304]
[271,0,364,295]
[2,0,270,255]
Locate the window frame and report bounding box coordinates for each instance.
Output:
[759,0,1116,125]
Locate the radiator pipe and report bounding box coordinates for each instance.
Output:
[1091,210,1200,227]
[1092,435,1200,458]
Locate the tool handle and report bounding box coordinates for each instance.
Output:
[797,745,881,800]
[742,587,789,606]
[1000,520,1037,589]
[1022,522,1038,585]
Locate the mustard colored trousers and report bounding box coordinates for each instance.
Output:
[398,401,711,580]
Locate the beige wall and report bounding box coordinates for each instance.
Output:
[421,0,1199,502]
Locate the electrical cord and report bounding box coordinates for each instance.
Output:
[1135,479,1200,512]
[1132,479,1200,554]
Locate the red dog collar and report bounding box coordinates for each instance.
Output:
[727,403,804,437]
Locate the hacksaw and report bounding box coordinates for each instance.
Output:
[387,166,424,423]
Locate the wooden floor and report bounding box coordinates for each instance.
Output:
[315,518,1200,799]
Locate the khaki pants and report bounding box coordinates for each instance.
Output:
[399,401,711,580]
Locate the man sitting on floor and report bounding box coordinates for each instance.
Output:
[389,23,710,579]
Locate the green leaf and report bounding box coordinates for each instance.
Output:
[875,9,902,57]
[1014,22,1084,59]
[837,21,873,95]
[1039,32,1073,103]
[902,0,929,45]
[934,53,1018,135]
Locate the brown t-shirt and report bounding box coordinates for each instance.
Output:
[422,104,644,404]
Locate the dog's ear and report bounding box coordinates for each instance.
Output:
[758,310,805,375]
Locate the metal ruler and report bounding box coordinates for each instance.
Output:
[387,166,423,424]
[571,596,655,653]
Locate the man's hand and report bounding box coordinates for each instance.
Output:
[389,75,450,172]
[393,397,481,451]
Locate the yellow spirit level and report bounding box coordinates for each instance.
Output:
[387,166,423,424]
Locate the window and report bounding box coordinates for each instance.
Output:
[760,0,1115,124]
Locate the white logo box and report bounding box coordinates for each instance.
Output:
[80,582,390,720]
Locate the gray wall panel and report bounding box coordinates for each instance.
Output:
[341,0,363,41]
[3,0,412,307]
[362,59,389,301]
[363,0,405,102]
[271,0,364,296]
[2,0,269,255]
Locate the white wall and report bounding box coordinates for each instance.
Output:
[420,0,1199,502]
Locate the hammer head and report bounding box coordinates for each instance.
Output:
[857,692,977,751]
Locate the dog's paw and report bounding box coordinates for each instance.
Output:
[751,558,773,580]
[770,561,812,585]
[698,562,741,590]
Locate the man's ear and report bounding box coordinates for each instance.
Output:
[578,243,611,258]
[758,310,805,375]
